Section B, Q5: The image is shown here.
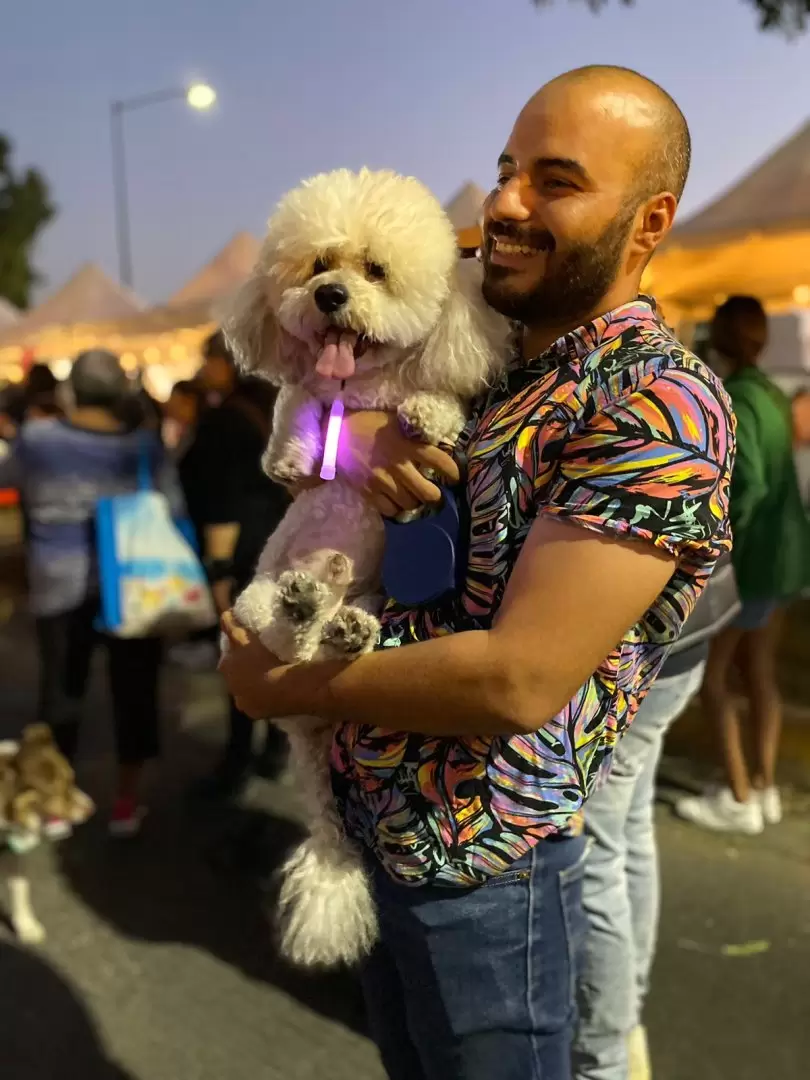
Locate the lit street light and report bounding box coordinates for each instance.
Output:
[110,82,216,288]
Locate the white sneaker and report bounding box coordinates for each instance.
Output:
[757,786,783,825]
[628,1025,652,1080]
[676,787,764,835]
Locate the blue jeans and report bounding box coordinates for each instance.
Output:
[573,663,705,1080]
[360,834,588,1080]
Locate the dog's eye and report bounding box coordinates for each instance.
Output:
[312,257,330,277]
[365,260,386,282]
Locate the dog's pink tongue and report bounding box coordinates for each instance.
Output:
[315,330,357,380]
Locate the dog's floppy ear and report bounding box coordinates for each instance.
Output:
[413,257,510,398]
[218,272,282,380]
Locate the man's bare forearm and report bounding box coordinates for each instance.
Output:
[263,629,534,736]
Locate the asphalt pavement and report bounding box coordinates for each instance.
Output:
[0,605,808,1080]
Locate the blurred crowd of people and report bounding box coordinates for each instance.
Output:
[0,331,289,839]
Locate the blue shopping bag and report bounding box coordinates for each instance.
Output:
[95,446,216,637]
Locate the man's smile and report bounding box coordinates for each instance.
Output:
[487,233,553,270]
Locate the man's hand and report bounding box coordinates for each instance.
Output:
[218,611,283,719]
[338,410,460,517]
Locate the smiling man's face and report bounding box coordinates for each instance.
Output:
[481,79,658,330]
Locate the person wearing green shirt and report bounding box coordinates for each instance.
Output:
[679,296,810,834]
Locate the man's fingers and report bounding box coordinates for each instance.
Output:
[411,444,461,485]
[370,492,403,518]
[220,610,250,646]
[369,470,420,513]
[394,462,443,505]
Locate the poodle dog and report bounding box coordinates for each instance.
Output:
[1,725,94,944]
[221,167,508,968]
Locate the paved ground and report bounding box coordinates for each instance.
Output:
[1,572,809,1078]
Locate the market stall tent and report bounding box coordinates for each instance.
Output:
[0,264,144,381]
[0,235,262,389]
[445,182,486,253]
[644,119,810,320]
[166,232,261,307]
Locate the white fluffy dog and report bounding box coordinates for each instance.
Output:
[221,167,508,968]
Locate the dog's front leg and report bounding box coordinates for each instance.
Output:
[397,391,468,450]
[263,385,324,484]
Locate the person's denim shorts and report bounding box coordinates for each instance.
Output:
[733,598,780,632]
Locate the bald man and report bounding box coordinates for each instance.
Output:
[220,67,735,1080]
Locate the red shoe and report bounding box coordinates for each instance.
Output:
[108,797,146,838]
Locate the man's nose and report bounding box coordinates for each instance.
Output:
[487,176,533,222]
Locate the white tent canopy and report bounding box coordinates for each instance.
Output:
[647,119,810,319]
[167,232,261,307]
[444,182,487,231]
[0,264,143,349]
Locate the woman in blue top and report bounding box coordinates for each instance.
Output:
[1,350,184,836]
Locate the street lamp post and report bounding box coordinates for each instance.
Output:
[110,83,216,289]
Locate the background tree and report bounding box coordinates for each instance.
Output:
[531,0,810,33]
[0,136,55,310]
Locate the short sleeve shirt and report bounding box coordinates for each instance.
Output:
[331,299,735,887]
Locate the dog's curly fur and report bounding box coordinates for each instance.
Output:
[221,168,509,968]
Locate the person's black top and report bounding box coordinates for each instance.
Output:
[178,382,290,586]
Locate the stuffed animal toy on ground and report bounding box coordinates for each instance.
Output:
[1,725,94,944]
[221,167,509,968]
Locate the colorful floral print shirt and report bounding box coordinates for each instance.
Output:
[331,298,734,887]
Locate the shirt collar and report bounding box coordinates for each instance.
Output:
[517,295,661,369]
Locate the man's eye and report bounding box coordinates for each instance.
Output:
[313,256,330,276]
[365,261,386,281]
[544,178,573,192]
[495,174,511,188]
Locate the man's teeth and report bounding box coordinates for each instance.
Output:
[495,240,542,256]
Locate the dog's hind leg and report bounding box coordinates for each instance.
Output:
[8,855,46,945]
[318,604,380,661]
[276,724,378,968]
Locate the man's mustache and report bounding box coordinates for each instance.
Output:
[485,222,556,253]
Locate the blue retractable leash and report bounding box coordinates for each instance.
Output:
[382,484,466,607]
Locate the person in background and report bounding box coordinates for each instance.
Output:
[164,379,205,455]
[574,553,740,1080]
[678,297,810,834]
[0,350,183,836]
[161,379,212,670]
[0,365,62,436]
[21,363,62,421]
[185,332,290,799]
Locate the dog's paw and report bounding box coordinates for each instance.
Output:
[398,392,466,448]
[266,453,307,485]
[276,570,333,627]
[264,435,318,484]
[320,606,379,659]
[13,913,46,946]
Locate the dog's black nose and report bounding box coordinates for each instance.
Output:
[314,283,349,314]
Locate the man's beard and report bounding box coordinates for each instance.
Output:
[481,208,636,329]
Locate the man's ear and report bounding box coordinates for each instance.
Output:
[633,192,678,262]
